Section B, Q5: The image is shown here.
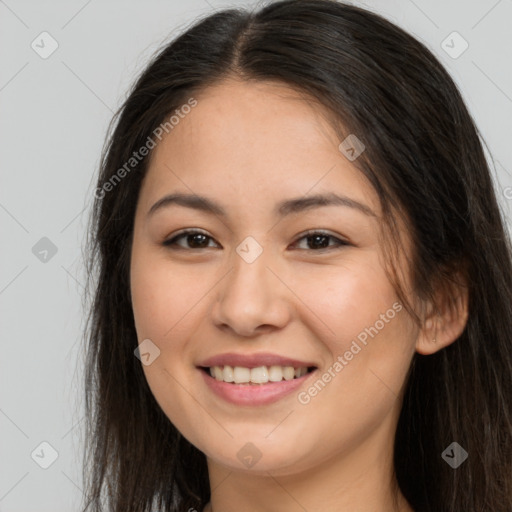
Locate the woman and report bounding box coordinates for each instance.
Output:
[82,1,512,511]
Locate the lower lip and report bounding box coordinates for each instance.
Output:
[199,368,316,406]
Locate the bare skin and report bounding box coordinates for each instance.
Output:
[129,78,468,512]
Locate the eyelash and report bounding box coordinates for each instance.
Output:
[162,229,350,252]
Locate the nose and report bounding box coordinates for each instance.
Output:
[211,246,292,338]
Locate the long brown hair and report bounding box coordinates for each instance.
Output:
[82,1,512,510]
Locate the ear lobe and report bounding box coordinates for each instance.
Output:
[415,275,469,356]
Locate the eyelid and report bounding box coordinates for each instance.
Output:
[291,229,350,250]
[294,228,349,243]
[162,228,219,248]
[162,228,350,251]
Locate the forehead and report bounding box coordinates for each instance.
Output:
[164,79,339,160]
[140,79,378,217]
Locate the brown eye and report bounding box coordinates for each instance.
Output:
[162,229,349,252]
[163,230,218,250]
[292,231,349,251]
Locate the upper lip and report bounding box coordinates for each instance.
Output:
[198,352,317,369]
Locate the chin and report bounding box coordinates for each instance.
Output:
[199,433,322,476]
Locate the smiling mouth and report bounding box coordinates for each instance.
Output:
[200,365,317,385]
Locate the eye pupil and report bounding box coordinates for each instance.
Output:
[308,234,329,249]
[164,230,345,252]
[188,233,209,248]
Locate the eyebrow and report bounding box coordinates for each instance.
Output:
[147,192,376,219]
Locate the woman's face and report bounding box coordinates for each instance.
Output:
[130,79,419,476]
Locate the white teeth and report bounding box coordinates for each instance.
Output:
[233,366,251,383]
[294,367,308,378]
[283,366,295,380]
[208,365,311,384]
[268,365,284,382]
[250,366,269,383]
[223,365,234,383]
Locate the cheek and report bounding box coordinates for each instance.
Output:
[289,254,399,348]
[290,256,414,399]
[130,249,208,340]
[129,249,210,440]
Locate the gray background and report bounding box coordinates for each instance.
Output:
[1,0,511,510]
